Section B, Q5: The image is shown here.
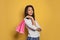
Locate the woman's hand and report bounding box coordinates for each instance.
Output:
[36,28,42,32]
[26,15,33,19]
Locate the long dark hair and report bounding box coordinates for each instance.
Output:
[24,5,35,20]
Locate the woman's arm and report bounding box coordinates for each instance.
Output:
[24,18,37,31]
[25,16,42,31]
[30,17,42,31]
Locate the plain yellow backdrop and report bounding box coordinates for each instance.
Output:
[0,0,60,40]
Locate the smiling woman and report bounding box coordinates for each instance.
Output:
[24,5,42,40]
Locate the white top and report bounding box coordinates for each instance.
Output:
[24,17,41,38]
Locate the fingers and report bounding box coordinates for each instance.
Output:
[36,28,42,32]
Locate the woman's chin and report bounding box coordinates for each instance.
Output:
[29,15,32,16]
[29,14,33,16]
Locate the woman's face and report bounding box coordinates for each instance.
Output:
[27,7,33,16]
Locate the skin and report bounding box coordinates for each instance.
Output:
[26,7,41,32]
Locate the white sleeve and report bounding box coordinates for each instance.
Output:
[24,18,37,30]
[35,20,41,28]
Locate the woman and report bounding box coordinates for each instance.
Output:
[24,5,42,40]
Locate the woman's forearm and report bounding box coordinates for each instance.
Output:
[31,18,36,26]
[31,18,42,31]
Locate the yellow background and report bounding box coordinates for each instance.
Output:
[0,0,60,40]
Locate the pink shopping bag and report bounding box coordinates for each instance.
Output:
[16,20,25,34]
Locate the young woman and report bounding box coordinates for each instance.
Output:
[24,5,42,40]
